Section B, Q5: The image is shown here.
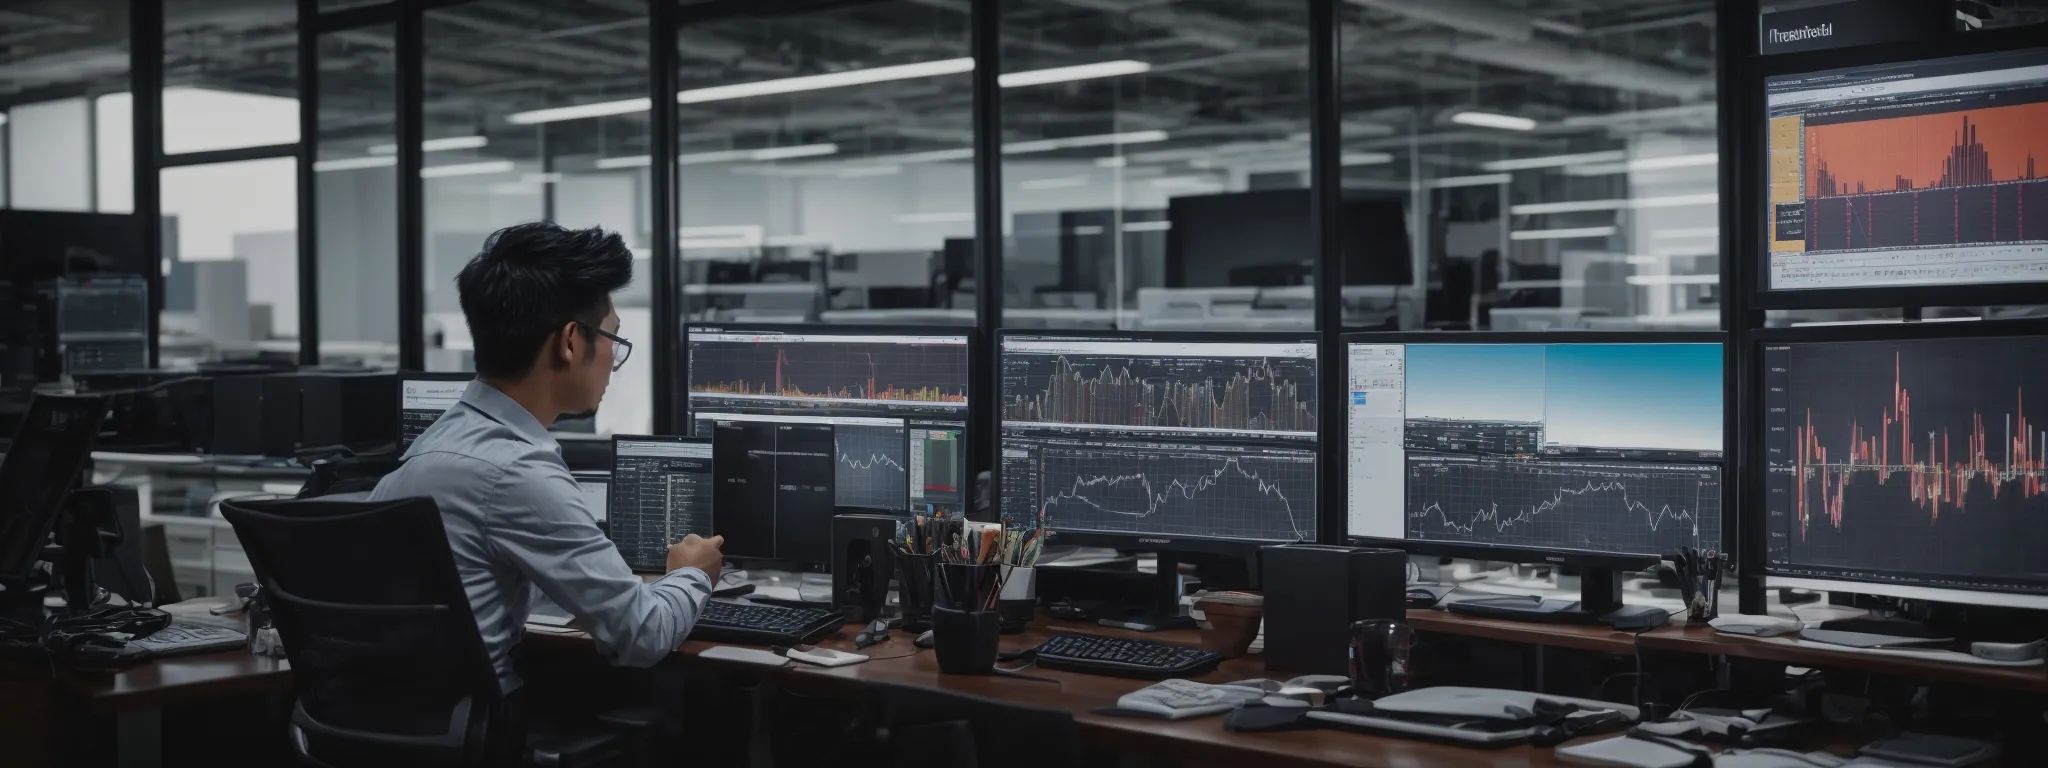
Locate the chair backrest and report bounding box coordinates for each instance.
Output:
[220,496,499,765]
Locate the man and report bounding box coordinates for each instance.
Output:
[371,222,723,695]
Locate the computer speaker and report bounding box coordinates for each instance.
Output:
[1260,544,1407,675]
[831,513,899,624]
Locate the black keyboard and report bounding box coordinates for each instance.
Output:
[1032,633,1223,679]
[693,600,845,646]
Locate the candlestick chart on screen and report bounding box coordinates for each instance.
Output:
[1768,337,2048,580]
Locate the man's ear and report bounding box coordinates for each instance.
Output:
[556,321,580,367]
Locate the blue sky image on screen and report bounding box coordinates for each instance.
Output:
[1405,344,1721,452]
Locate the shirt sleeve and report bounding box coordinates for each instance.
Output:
[487,460,710,668]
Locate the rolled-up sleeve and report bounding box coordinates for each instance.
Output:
[489,462,710,667]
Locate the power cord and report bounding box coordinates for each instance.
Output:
[0,604,171,668]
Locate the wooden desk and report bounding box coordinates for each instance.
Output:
[1640,624,2048,695]
[59,649,291,714]
[1405,608,1650,655]
[529,615,1587,768]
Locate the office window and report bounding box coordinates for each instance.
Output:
[164,0,299,155]
[674,1,975,327]
[0,2,129,212]
[423,0,652,434]
[316,27,401,368]
[160,159,299,367]
[1341,1,1720,331]
[1000,0,1312,331]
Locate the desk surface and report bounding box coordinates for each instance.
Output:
[1640,624,2048,694]
[528,615,1585,768]
[1405,608,1649,655]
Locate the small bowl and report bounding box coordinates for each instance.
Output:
[1194,600,1263,659]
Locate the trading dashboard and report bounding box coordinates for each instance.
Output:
[399,377,467,450]
[1000,335,1318,544]
[1348,341,1723,559]
[1764,47,2048,291]
[1762,335,2048,597]
[694,412,908,512]
[710,419,836,565]
[908,420,965,516]
[688,327,969,419]
[608,437,714,572]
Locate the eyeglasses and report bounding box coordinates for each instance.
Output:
[577,322,633,372]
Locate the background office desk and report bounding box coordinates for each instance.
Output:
[1405,608,1652,655]
[1641,624,2048,695]
[526,614,1589,768]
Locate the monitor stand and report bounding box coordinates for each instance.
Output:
[1445,568,1668,630]
[1097,553,1198,633]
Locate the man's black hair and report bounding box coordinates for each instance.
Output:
[456,222,633,380]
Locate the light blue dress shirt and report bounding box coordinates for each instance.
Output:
[369,380,709,692]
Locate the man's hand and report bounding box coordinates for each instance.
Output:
[668,534,725,583]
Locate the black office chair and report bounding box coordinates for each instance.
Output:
[220,496,624,767]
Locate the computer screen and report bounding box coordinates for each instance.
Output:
[687,325,969,420]
[998,333,1319,545]
[0,394,110,580]
[1346,338,1724,563]
[1761,333,2048,607]
[693,412,907,512]
[709,419,836,565]
[908,419,965,516]
[399,374,471,451]
[1166,189,1414,288]
[1762,46,2048,293]
[607,436,713,572]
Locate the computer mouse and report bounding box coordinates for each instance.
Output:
[914,630,935,649]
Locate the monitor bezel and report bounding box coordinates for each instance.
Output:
[1747,317,2048,608]
[995,328,1323,555]
[1338,330,1729,572]
[1748,33,2048,310]
[606,433,713,573]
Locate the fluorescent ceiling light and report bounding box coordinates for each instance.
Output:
[678,143,840,165]
[837,165,902,178]
[313,156,397,172]
[369,135,488,155]
[1004,130,1169,154]
[1122,221,1171,232]
[1511,193,1719,215]
[421,160,516,179]
[506,97,651,125]
[1652,227,1720,240]
[1511,226,1617,241]
[1427,173,1512,188]
[1626,274,1719,286]
[1450,111,1537,131]
[0,113,7,127]
[681,58,975,104]
[862,147,976,165]
[998,60,1151,87]
[1019,176,1091,191]
[1480,151,1626,172]
[1342,152,1395,166]
[594,155,652,169]
[895,211,974,224]
[1151,176,1222,189]
[523,172,562,185]
[1095,157,1129,168]
[1566,152,1719,176]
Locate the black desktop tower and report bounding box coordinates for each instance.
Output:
[831,513,900,623]
[1260,544,1406,675]
[300,371,398,453]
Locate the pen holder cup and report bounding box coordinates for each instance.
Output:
[936,563,999,612]
[998,565,1037,634]
[932,606,1000,675]
[896,554,938,634]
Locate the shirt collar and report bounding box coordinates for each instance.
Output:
[460,379,559,452]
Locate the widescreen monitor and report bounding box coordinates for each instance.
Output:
[1758,325,2048,610]
[997,331,1319,550]
[1762,46,2048,297]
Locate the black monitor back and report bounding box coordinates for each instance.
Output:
[1166,189,1413,288]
